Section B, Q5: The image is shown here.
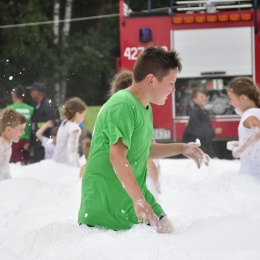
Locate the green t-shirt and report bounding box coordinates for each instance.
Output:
[9,103,34,140]
[78,90,164,230]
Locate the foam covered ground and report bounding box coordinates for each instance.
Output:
[1,158,260,260]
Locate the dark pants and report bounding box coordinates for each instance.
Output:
[32,145,45,163]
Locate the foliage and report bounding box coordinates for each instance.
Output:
[0,0,55,106]
[0,0,119,107]
[0,0,175,108]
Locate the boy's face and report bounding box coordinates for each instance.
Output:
[7,123,26,142]
[151,69,178,105]
[193,92,208,108]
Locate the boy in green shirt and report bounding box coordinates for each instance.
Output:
[78,46,209,233]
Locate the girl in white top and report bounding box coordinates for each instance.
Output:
[35,120,59,159]
[227,77,260,177]
[52,97,87,167]
[0,108,26,180]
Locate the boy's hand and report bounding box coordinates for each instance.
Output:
[46,120,54,128]
[134,198,160,230]
[182,141,210,168]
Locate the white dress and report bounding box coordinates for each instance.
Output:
[42,137,55,159]
[238,108,260,176]
[52,120,81,167]
[0,137,11,181]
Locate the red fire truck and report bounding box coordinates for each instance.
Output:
[118,0,260,158]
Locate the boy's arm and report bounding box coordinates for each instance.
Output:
[35,120,53,142]
[149,142,209,168]
[110,138,159,229]
[233,116,260,158]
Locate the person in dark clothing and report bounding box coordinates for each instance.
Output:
[26,82,60,163]
[183,88,222,158]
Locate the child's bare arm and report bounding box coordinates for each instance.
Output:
[68,130,81,167]
[110,138,159,229]
[147,160,159,182]
[233,116,260,158]
[243,116,260,128]
[149,142,209,168]
[147,159,160,193]
[35,120,54,142]
[79,164,85,178]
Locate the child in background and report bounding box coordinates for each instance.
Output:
[9,86,34,165]
[109,70,161,193]
[52,97,87,167]
[183,88,222,158]
[79,139,91,178]
[35,120,59,159]
[226,77,260,176]
[0,109,26,180]
[108,70,133,97]
[78,121,87,156]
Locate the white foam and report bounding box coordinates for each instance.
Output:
[0,158,259,259]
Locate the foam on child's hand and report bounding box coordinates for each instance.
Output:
[226,141,233,151]
[195,138,201,146]
[226,141,239,151]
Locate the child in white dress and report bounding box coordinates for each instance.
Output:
[35,120,59,159]
[52,97,87,167]
[226,77,260,176]
[0,108,26,180]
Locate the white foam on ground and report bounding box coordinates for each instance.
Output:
[1,158,260,260]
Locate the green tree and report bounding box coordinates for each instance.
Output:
[0,0,120,107]
[0,0,57,106]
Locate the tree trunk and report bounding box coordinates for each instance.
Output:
[53,0,61,106]
[60,0,73,104]
[96,0,105,31]
[53,0,60,45]
[62,0,73,46]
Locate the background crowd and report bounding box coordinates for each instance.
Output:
[0,82,92,179]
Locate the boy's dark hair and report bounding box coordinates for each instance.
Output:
[50,126,59,137]
[0,108,27,132]
[226,77,260,108]
[12,86,25,100]
[191,88,208,100]
[108,70,133,97]
[133,46,182,83]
